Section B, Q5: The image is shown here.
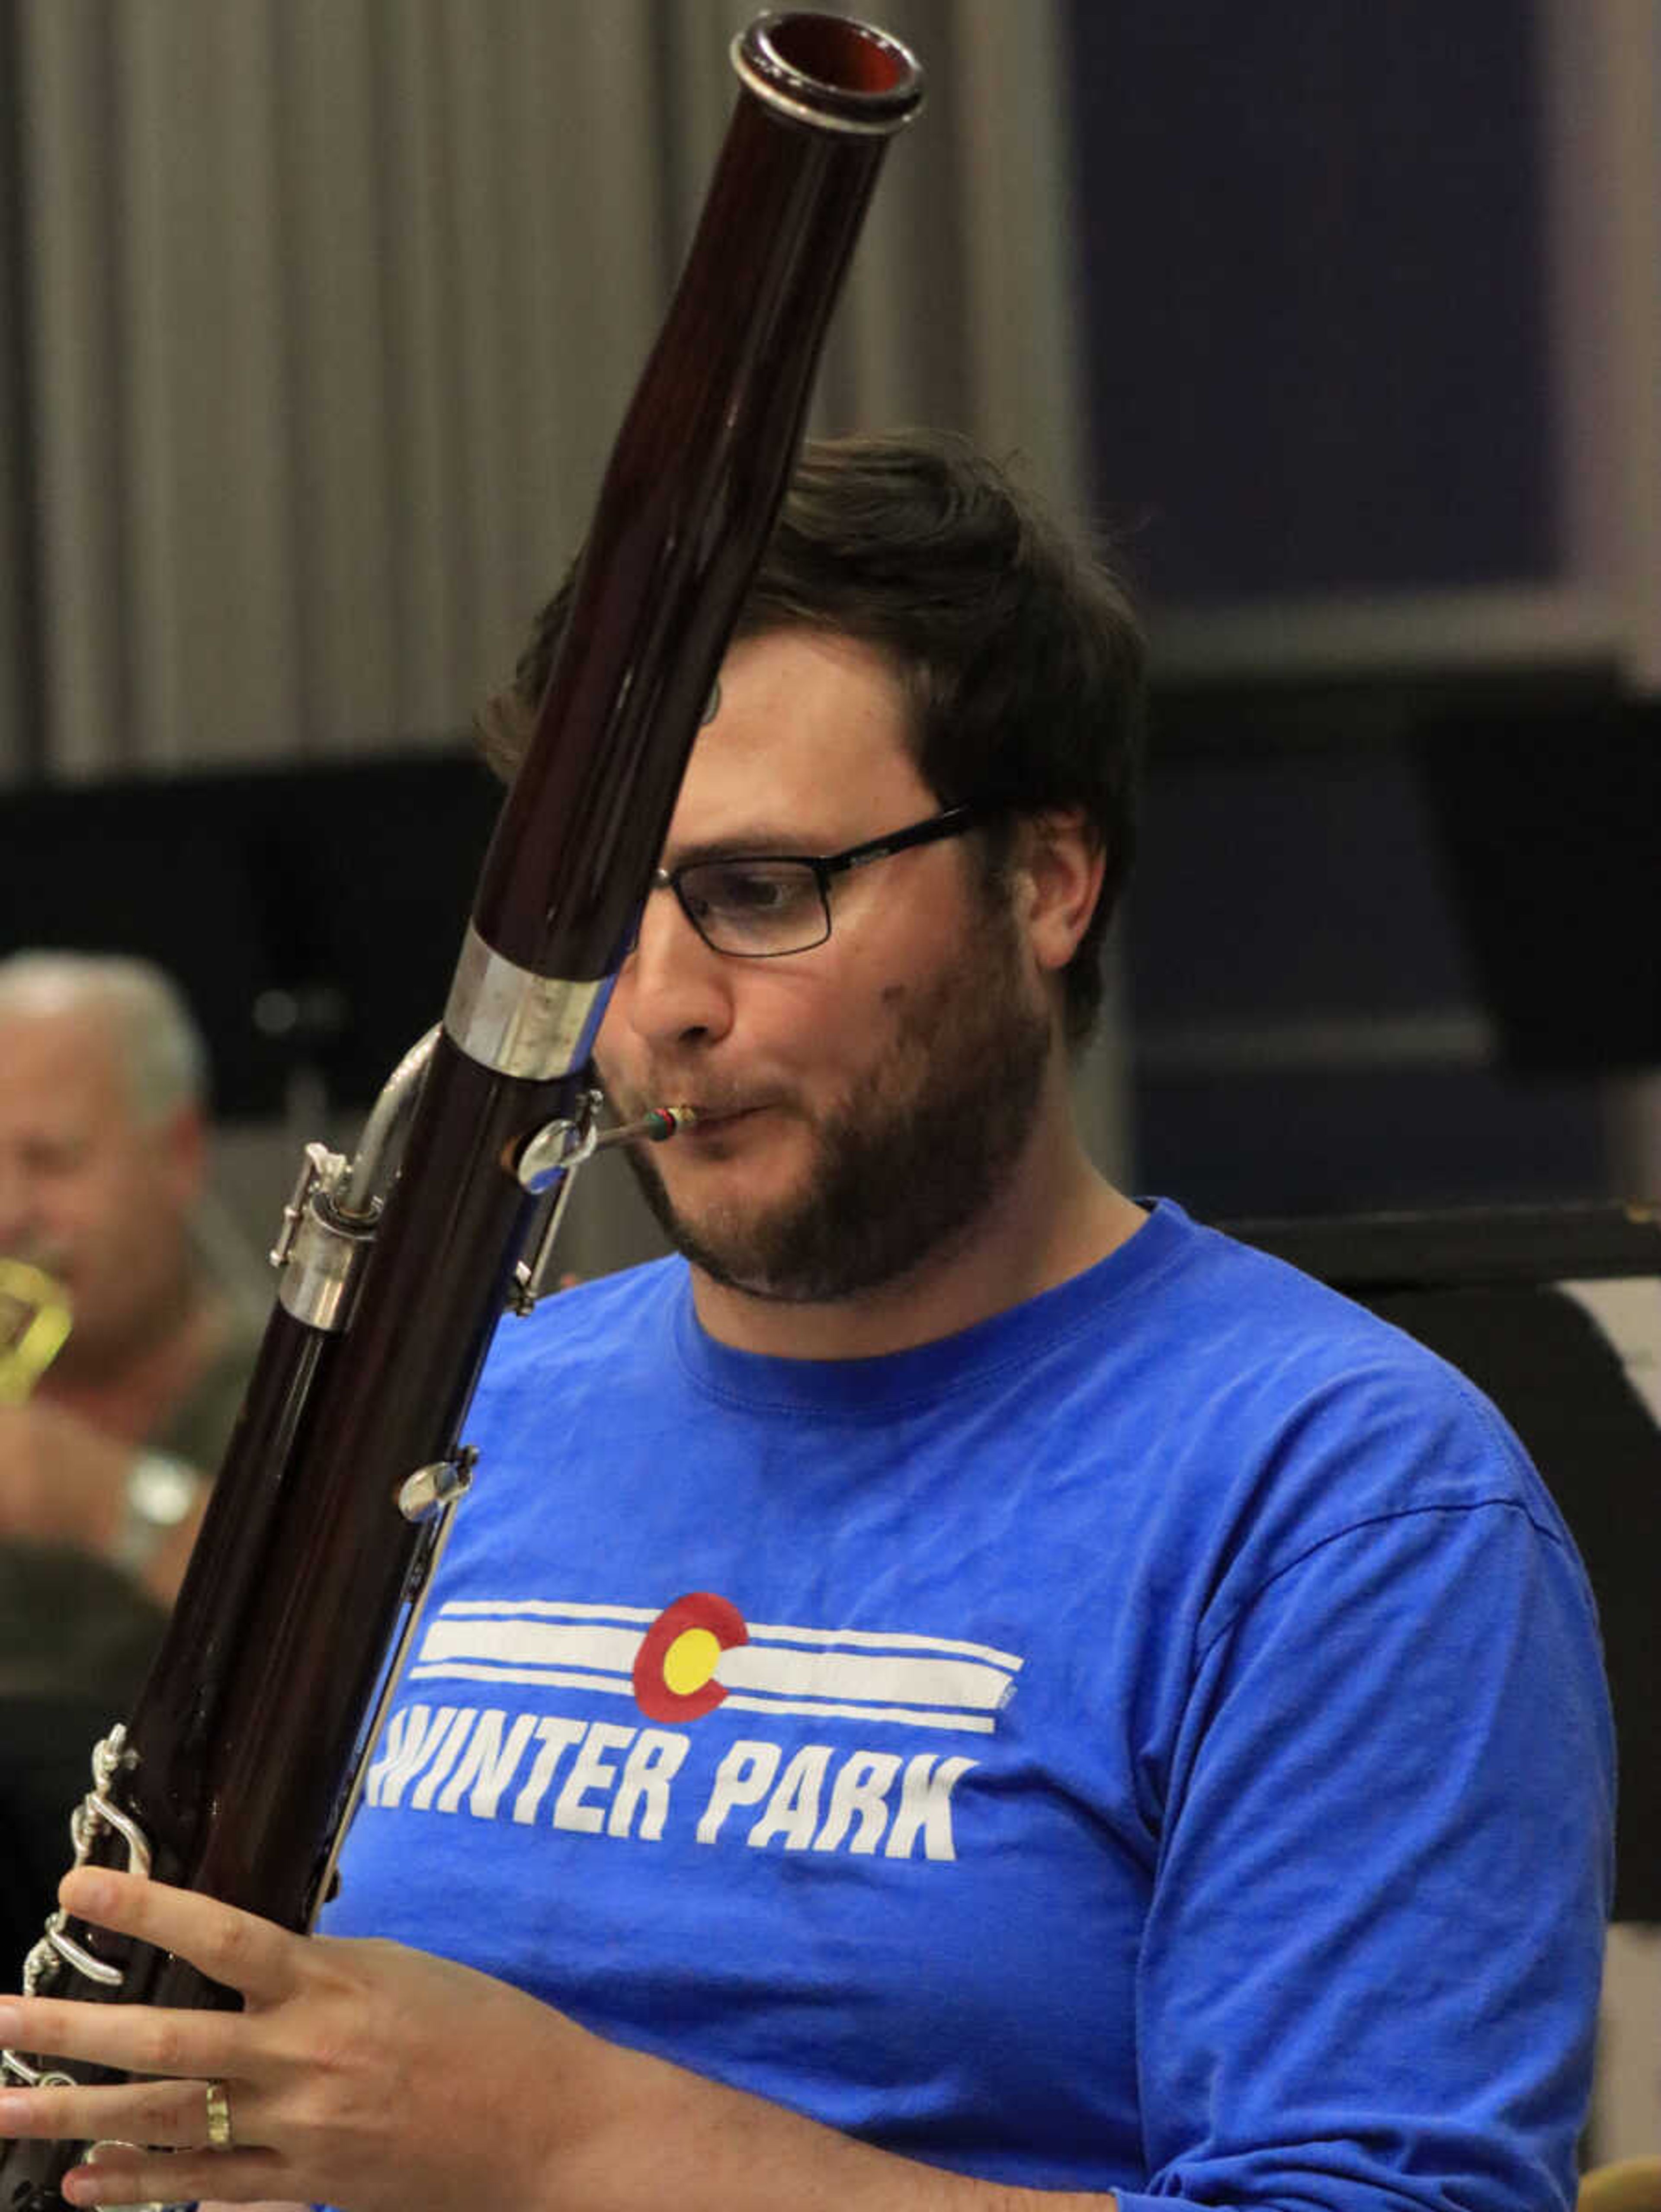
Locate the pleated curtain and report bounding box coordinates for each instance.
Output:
[0,0,1087,782]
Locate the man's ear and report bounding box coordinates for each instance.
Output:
[1012,810,1104,976]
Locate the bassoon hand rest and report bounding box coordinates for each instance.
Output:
[0,16,921,2206]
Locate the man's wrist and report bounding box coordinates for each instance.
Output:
[113,1448,202,1574]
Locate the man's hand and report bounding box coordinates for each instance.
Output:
[0,1402,203,1602]
[0,1402,129,1556]
[0,1867,599,2211]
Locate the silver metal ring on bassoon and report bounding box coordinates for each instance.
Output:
[443,923,608,1080]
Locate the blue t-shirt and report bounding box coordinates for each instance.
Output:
[324,1199,1613,2209]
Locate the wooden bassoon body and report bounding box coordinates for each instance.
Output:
[0,16,922,2205]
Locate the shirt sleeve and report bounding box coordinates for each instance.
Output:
[1118,1497,1614,2212]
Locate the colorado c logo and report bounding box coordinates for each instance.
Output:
[632,1591,749,1722]
[413,1596,1022,1732]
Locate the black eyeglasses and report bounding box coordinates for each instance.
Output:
[643,803,988,959]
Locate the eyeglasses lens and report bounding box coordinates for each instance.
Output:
[679,860,830,956]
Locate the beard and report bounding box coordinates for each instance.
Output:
[617,906,1052,1304]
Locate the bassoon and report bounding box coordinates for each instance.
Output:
[0,15,922,2204]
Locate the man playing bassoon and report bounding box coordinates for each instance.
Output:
[0,432,1613,2212]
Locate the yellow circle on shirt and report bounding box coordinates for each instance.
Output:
[663,1626,723,1695]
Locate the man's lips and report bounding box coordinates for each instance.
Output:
[625,1088,777,1122]
[635,1098,782,1144]
[679,1103,763,1134]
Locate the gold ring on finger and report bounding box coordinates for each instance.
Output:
[204,2077,234,2151]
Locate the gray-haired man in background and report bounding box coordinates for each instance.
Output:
[0,953,257,1610]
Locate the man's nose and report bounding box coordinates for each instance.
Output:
[611,886,735,1049]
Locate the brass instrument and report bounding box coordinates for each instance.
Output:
[0,1258,72,1407]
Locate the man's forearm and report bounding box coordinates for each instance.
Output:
[561,2032,1116,2212]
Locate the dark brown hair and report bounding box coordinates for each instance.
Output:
[477,429,1145,1042]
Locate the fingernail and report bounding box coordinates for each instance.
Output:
[0,2090,31,2125]
[0,2005,22,2041]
